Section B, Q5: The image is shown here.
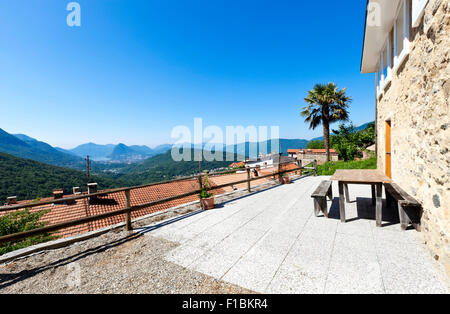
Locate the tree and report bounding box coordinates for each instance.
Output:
[331,122,376,161]
[301,83,352,162]
[331,124,360,161]
[306,140,325,149]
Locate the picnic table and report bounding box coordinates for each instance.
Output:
[330,170,392,227]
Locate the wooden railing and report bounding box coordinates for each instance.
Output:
[0,162,317,245]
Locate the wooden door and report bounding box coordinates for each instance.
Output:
[385,120,392,178]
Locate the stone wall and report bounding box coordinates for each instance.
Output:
[376,0,449,277]
[298,154,339,165]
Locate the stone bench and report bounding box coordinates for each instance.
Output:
[311,180,333,218]
[384,183,422,231]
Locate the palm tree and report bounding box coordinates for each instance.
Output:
[301,83,352,162]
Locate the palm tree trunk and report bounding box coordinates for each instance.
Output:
[322,114,331,163]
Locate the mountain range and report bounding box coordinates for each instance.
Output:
[0,129,85,169]
[0,122,372,170]
[0,127,310,168]
[62,142,173,162]
[0,128,174,167]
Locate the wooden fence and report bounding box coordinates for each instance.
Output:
[0,162,317,245]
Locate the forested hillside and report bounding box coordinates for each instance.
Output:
[111,149,240,186]
[0,152,125,203]
[0,128,85,169]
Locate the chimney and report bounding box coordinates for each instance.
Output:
[73,187,81,195]
[87,183,98,204]
[87,183,98,194]
[53,189,64,200]
[7,196,17,205]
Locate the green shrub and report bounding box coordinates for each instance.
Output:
[0,209,58,255]
[199,171,214,199]
[331,123,375,161]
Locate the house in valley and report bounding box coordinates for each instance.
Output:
[361,0,449,275]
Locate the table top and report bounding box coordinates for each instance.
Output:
[330,169,392,184]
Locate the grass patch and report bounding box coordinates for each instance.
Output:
[317,157,377,176]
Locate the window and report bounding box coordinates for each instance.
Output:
[396,3,404,53]
[377,36,393,95]
[393,0,410,71]
[412,0,428,27]
[377,0,410,96]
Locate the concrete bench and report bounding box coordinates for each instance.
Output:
[384,183,422,231]
[311,180,333,218]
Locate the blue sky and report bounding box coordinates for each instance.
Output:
[0,0,374,149]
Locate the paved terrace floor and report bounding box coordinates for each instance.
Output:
[148,176,449,294]
[1,176,448,294]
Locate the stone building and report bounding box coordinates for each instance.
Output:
[290,149,339,165]
[361,0,449,276]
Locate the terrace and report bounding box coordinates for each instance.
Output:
[0,175,448,294]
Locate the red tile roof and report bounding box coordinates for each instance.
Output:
[2,179,226,238]
[229,162,245,168]
[299,149,338,155]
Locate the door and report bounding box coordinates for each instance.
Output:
[385,120,392,178]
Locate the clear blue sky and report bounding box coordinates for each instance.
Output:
[0,0,374,149]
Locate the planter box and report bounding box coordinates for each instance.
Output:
[201,197,215,210]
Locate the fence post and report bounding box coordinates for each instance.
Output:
[278,161,283,184]
[124,189,132,231]
[198,174,203,209]
[313,160,317,177]
[246,168,251,193]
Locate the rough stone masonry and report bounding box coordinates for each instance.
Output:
[376,0,449,278]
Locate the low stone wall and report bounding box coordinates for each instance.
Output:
[376,0,449,277]
[299,154,339,166]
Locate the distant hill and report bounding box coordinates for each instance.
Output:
[152,144,173,155]
[310,122,374,141]
[0,128,85,169]
[0,152,125,203]
[69,143,172,162]
[68,143,116,161]
[107,143,149,162]
[221,138,308,157]
[115,149,241,186]
[129,145,154,156]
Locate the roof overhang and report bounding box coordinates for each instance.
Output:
[361,0,401,73]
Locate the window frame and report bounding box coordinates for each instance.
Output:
[393,0,411,72]
[377,37,393,96]
[377,0,411,98]
[412,0,428,27]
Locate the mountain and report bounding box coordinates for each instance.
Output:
[54,147,77,156]
[0,152,125,202]
[221,138,308,157]
[115,149,240,185]
[68,143,116,161]
[0,128,85,169]
[310,122,374,141]
[68,143,172,162]
[129,145,154,155]
[107,143,150,162]
[151,144,173,155]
